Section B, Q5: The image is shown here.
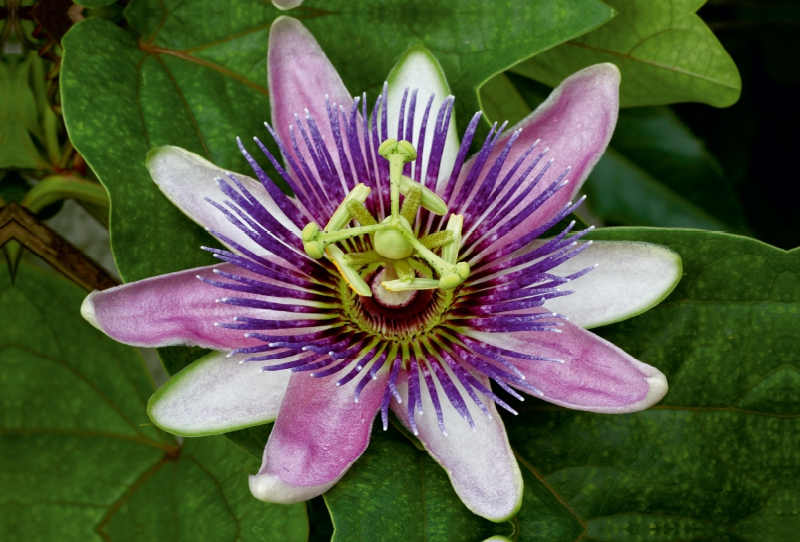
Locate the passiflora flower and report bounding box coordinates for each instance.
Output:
[81,17,680,521]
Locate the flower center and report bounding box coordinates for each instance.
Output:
[341,264,450,340]
[299,139,471,298]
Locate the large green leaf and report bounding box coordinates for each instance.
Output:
[0,262,307,541]
[481,72,748,232]
[229,228,800,541]
[61,0,613,284]
[512,0,742,108]
[504,228,800,541]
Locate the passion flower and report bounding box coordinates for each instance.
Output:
[80,17,680,521]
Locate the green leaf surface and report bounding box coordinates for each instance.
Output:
[481,72,748,232]
[512,0,742,108]
[501,228,800,541]
[0,262,307,541]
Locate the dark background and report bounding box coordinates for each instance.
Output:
[675,1,800,249]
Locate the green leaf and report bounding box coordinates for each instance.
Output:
[61,18,232,284]
[512,0,742,108]
[294,0,614,136]
[482,72,747,232]
[0,262,307,541]
[325,423,517,542]
[501,227,800,541]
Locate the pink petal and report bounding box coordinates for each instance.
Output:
[249,367,388,503]
[461,64,620,256]
[268,17,353,195]
[464,316,667,413]
[81,263,330,350]
[392,372,522,521]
